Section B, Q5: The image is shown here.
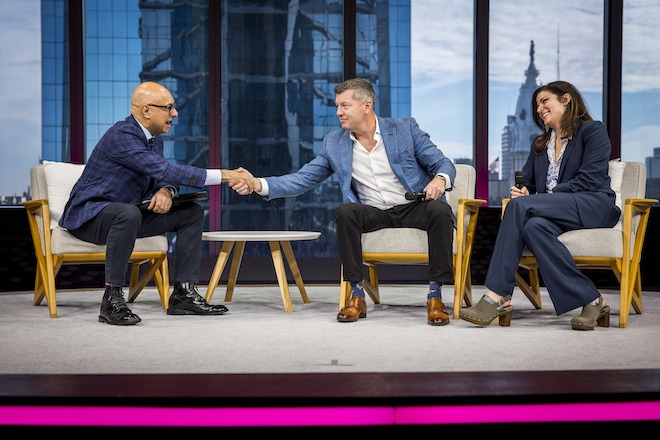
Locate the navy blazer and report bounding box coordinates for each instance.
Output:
[520,120,620,229]
[60,115,207,230]
[265,116,456,204]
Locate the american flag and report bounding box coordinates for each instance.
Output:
[489,156,499,172]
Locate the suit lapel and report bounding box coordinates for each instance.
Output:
[337,131,354,177]
[379,117,395,155]
[558,136,575,181]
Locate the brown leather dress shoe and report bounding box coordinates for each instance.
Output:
[337,296,367,322]
[427,297,450,326]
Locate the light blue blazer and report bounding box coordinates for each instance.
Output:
[265,116,456,204]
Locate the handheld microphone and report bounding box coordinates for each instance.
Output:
[405,191,426,201]
[514,171,525,189]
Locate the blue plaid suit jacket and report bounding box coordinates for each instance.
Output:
[60,115,207,230]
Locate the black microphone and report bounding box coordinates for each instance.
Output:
[514,171,525,189]
[405,191,426,201]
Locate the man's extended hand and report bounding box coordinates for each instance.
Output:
[223,167,257,194]
[231,167,261,196]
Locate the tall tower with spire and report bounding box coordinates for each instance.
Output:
[500,40,542,187]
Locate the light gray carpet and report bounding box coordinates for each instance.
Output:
[1,284,659,374]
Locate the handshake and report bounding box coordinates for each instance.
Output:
[222,167,259,196]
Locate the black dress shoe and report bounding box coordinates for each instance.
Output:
[99,285,141,325]
[167,282,228,315]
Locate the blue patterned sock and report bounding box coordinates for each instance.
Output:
[427,281,442,300]
[351,281,365,299]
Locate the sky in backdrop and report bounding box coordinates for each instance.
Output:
[0,0,41,198]
[0,0,658,198]
[410,0,660,166]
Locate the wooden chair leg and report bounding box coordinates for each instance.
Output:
[33,264,46,306]
[515,267,542,309]
[339,265,381,309]
[44,255,59,318]
[159,257,170,310]
[364,265,381,304]
[463,270,473,307]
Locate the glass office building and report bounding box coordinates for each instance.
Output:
[40,0,410,259]
[37,0,660,268]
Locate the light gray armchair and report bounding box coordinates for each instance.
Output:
[20,161,170,318]
[498,160,657,328]
[338,164,486,319]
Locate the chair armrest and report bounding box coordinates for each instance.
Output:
[621,198,657,232]
[455,198,487,254]
[20,198,48,214]
[20,198,51,226]
[458,198,487,213]
[626,198,658,212]
[456,198,487,229]
[20,199,52,256]
[621,198,658,262]
[501,198,511,219]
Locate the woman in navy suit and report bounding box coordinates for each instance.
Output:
[460,81,620,330]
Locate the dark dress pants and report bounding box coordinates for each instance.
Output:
[484,193,602,315]
[69,202,204,286]
[335,200,454,284]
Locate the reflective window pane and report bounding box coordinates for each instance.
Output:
[622,0,660,202]
[411,0,474,167]
[489,0,603,205]
[84,0,210,254]
[220,0,410,258]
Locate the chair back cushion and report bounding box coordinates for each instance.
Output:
[608,160,646,232]
[39,161,85,230]
[556,160,647,258]
[608,159,625,213]
[446,164,476,216]
[617,160,646,200]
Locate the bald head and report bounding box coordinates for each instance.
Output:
[130,82,177,135]
[131,82,173,113]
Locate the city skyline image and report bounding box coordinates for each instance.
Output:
[1,0,658,205]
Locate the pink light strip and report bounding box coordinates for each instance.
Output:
[0,402,658,427]
[0,406,393,427]
[397,401,660,424]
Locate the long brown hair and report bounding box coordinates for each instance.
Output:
[531,81,593,153]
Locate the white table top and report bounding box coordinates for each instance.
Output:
[202,231,321,241]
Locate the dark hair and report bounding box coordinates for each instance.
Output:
[531,80,593,153]
[334,78,376,106]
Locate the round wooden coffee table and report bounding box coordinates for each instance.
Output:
[201,231,321,312]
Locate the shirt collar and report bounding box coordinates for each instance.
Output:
[134,116,155,142]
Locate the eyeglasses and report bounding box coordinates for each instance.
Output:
[147,104,176,115]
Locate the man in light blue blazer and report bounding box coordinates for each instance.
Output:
[234,78,457,326]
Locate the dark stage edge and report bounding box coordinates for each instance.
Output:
[1,370,659,433]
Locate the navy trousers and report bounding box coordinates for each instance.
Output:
[485,192,612,315]
[69,202,204,286]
